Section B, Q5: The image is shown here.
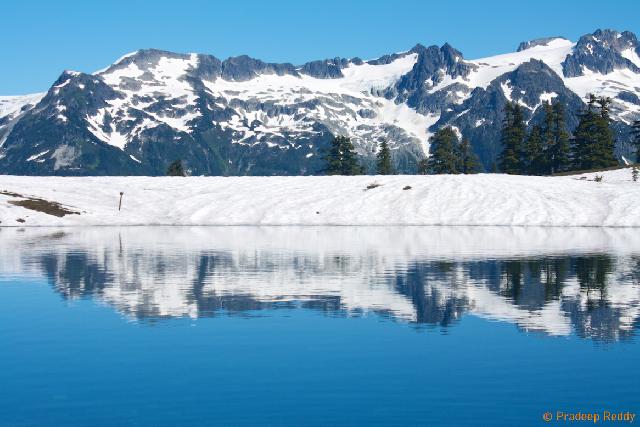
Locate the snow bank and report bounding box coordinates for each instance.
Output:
[1,168,640,227]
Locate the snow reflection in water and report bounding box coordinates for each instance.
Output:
[1,226,639,342]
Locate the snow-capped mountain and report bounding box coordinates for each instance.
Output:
[0,93,45,145]
[1,28,639,175]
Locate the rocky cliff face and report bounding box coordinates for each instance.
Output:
[563,29,640,77]
[1,28,639,175]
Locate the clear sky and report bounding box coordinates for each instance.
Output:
[2,0,639,95]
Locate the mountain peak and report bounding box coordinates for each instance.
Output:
[517,37,569,52]
[579,28,638,49]
[440,43,464,61]
[409,43,428,53]
[563,28,640,77]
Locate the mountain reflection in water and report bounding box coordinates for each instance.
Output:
[1,226,638,343]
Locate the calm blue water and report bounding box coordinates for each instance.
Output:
[0,227,638,426]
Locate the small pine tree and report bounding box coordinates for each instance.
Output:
[632,120,640,163]
[498,102,514,172]
[593,96,617,168]
[324,137,343,175]
[524,125,545,175]
[417,158,429,175]
[426,127,461,174]
[572,95,617,170]
[166,160,186,176]
[341,138,363,176]
[458,138,480,174]
[323,136,363,175]
[376,140,394,175]
[498,102,526,174]
[541,102,555,174]
[572,95,598,170]
[551,101,571,173]
[632,166,639,182]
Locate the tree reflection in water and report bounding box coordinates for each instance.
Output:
[0,227,638,343]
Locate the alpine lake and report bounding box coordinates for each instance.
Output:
[0,226,638,426]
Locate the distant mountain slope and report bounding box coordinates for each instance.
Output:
[1,28,639,175]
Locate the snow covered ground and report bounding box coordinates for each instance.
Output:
[1,168,640,227]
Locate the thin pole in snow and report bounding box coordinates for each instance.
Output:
[118,192,124,211]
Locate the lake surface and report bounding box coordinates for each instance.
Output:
[0,227,638,426]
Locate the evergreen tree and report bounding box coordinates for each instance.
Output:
[375,140,394,175]
[340,137,363,175]
[417,158,429,175]
[323,136,363,175]
[593,96,617,168]
[426,127,460,174]
[524,125,545,175]
[541,102,555,174]
[498,102,526,174]
[572,95,598,170]
[457,138,480,174]
[551,101,571,173]
[166,160,186,176]
[498,102,514,172]
[572,95,617,170]
[632,120,640,163]
[324,136,343,175]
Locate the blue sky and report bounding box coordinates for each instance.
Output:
[2,0,639,94]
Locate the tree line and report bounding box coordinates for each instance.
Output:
[165,94,640,176]
[321,131,480,176]
[321,94,640,177]
[323,135,395,175]
[498,95,621,175]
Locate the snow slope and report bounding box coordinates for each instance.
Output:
[450,38,575,91]
[0,93,45,119]
[90,51,432,154]
[0,93,46,147]
[200,53,433,152]
[1,168,640,227]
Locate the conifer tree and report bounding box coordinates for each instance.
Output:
[166,160,186,176]
[426,127,460,174]
[324,136,343,175]
[457,138,480,174]
[524,125,545,175]
[572,95,617,170]
[498,102,526,174]
[376,140,394,175]
[541,102,555,174]
[551,101,571,173]
[572,94,598,170]
[417,158,429,175]
[593,96,617,168]
[339,137,363,176]
[324,136,363,175]
[498,102,514,172]
[632,120,640,163]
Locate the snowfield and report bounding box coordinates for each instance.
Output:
[1,168,640,227]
